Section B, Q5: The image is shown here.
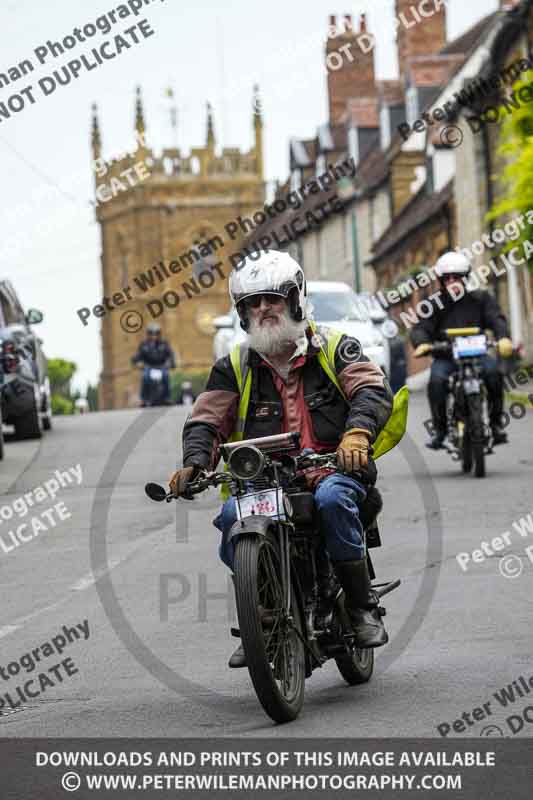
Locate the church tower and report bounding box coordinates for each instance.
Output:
[93,88,265,409]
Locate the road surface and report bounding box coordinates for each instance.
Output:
[0,394,532,736]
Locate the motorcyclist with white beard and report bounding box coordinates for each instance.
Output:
[169,251,394,667]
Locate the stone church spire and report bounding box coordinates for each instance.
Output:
[91,102,101,161]
[252,84,263,180]
[135,85,146,144]
[206,102,215,151]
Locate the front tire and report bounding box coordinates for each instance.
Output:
[461,431,473,473]
[233,533,305,723]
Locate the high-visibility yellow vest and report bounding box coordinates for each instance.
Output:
[220,323,409,498]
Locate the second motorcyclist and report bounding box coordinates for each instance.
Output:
[410,252,513,449]
[131,323,176,406]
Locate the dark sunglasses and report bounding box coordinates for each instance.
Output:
[246,293,285,309]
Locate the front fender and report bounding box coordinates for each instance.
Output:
[228,514,276,544]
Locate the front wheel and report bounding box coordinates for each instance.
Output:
[233,533,305,723]
[461,430,473,473]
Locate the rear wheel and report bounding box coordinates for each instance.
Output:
[333,594,374,685]
[233,533,305,723]
[467,394,485,478]
[335,646,374,685]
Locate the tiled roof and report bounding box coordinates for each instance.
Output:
[368,180,454,263]
[440,11,499,57]
[356,136,388,189]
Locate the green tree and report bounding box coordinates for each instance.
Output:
[47,358,77,415]
[48,358,77,397]
[486,69,533,267]
[51,395,74,415]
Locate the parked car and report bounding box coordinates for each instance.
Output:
[213,281,390,375]
[355,291,407,391]
[0,280,51,439]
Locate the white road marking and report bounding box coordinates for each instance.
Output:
[71,557,123,591]
[0,624,20,639]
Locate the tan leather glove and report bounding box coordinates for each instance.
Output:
[497,337,513,359]
[169,466,196,497]
[414,343,432,358]
[337,428,371,473]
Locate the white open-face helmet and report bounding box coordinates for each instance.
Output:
[229,250,307,331]
[435,251,471,279]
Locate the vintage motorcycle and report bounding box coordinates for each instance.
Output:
[146,431,400,724]
[420,327,498,478]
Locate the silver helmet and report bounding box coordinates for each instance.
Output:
[228,250,307,331]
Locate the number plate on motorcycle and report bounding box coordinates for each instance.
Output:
[236,489,285,521]
[452,335,487,359]
[149,368,163,380]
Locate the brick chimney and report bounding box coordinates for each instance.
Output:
[395,0,447,82]
[326,13,376,124]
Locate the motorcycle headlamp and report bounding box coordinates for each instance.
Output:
[227,445,265,481]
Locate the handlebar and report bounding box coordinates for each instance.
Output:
[145,452,339,503]
[415,333,497,359]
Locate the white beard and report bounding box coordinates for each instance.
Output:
[247,309,307,357]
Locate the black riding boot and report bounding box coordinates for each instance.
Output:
[334,559,388,648]
[228,575,247,668]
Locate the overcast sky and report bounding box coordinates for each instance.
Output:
[1,0,498,391]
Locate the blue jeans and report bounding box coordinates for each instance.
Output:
[213,473,367,570]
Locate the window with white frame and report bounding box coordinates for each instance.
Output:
[290,169,301,191]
